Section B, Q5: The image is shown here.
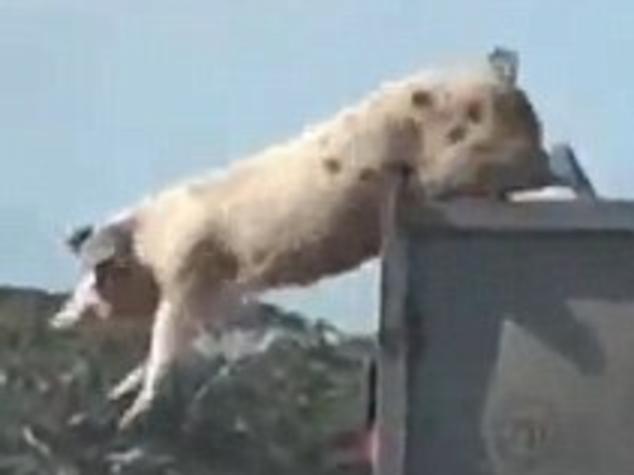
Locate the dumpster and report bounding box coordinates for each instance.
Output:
[375,151,634,474]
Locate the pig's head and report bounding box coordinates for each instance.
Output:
[398,48,556,200]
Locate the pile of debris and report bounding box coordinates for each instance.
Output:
[0,286,374,474]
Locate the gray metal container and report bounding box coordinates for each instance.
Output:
[376,197,634,475]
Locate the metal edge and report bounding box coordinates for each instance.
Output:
[375,178,410,475]
[400,200,634,235]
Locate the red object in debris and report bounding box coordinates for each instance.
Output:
[367,425,378,466]
[328,424,377,469]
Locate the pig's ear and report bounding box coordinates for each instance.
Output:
[78,226,132,269]
[66,225,94,255]
[487,47,518,88]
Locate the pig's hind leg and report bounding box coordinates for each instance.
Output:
[117,298,197,430]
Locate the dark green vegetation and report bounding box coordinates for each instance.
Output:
[0,286,374,475]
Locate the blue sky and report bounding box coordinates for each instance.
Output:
[1,0,633,332]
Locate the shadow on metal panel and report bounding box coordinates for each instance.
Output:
[377,194,634,475]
